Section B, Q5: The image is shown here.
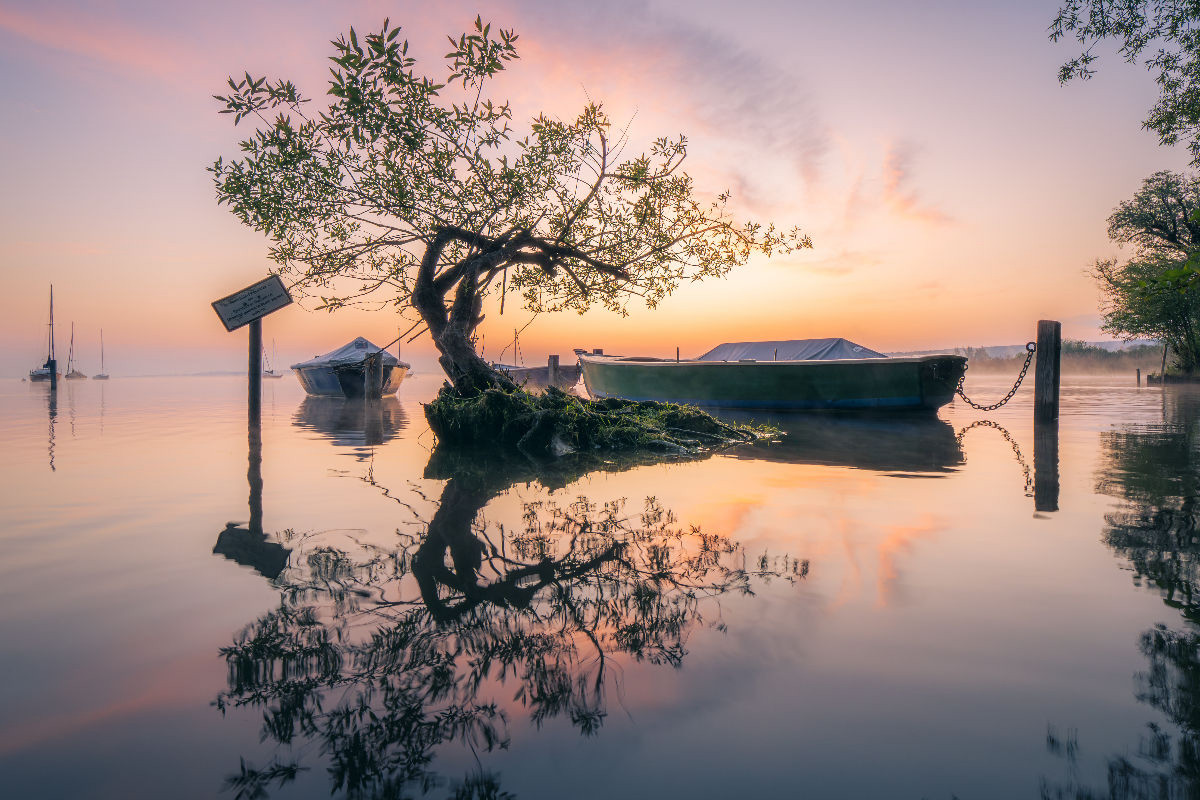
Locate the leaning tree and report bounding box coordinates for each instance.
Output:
[212,17,810,396]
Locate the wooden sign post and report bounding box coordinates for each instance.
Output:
[212,274,294,423]
[212,276,294,536]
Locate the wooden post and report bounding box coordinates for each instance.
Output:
[48,358,57,391]
[1034,320,1061,422]
[364,352,381,399]
[1034,418,1059,512]
[548,354,559,385]
[1137,368,1141,386]
[247,318,263,535]
[248,318,262,426]
[676,346,680,362]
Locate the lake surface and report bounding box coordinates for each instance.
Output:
[1,372,1196,798]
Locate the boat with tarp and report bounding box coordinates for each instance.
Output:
[576,338,966,412]
[291,337,410,398]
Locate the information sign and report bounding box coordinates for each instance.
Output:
[212,275,293,332]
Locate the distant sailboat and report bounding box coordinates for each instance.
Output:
[64,322,87,380]
[263,339,283,379]
[29,285,59,382]
[93,329,109,380]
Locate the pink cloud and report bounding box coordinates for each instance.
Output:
[881,141,953,225]
[0,3,198,81]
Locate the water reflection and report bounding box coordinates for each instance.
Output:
[720,412,964,474]
[213,397,291,580]
[215,446,804,798]
[45,386,56,472]
[1045,388,1200,797]
[292,396,407,459]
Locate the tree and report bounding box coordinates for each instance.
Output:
[212,18,809,396]
[1051,0,1200,164]
[1095,171,1200,373]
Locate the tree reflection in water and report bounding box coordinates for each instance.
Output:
[1044,389,1200,799]
[216,446,805,799]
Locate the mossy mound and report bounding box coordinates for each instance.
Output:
[424,385,770,460]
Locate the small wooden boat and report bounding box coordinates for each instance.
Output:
[291,337,410,398]
[576,339,966,412]
[495,359,582,389]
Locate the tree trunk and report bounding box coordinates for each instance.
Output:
[412,243,517,396]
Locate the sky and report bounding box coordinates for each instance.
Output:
[0,0,1190,376]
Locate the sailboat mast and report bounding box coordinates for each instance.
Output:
[100,329,105,372]
[48,285,55,360]
[67,322,75,371]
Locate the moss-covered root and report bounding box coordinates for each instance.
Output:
[424,386,771,459]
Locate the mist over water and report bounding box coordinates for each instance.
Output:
[0,373,1195,798]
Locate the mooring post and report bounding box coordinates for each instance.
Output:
[1034,418,1060,512]
[1137,368,1141,386]
[364,352,382,399]
[676,346,680,362]
[548,354,559,385]
[48,358,57,391]
[248,318,262,426]
[1034,320,1061,422]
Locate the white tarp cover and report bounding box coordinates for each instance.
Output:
[697,338,887,361]
[290,337,401,369]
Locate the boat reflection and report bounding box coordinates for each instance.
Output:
[216,446,805,798]
[719,411,964,474]
[1044,387,1200,797]
[292,395,408,458]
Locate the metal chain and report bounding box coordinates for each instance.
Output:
[955,419,1034,497]
[955,341,1036,411]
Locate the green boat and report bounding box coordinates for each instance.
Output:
[576,339,967,412]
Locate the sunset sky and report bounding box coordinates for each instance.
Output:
[0,0,1189,377]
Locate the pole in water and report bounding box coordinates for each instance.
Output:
[1137,368,1141,386]
[364,352,381,399]
[1034,417,1059,512]
[248,318,262,428]
[1034,320,1061,422]
[676,346,680,362]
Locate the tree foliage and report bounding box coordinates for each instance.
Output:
[1051,0,1200,163]
[212,17,810,394]
[1095,171,1200,373]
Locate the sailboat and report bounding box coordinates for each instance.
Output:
[64,322,87,380]
[93,329,109,380]
[263,339,283,379]
[29,286,59,382]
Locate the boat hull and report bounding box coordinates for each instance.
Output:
[497,363,582,389]
[293,363,409,398]
[577,352,967,412]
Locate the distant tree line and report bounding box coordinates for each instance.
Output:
[962,340,1164,375]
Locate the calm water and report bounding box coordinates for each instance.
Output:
[1,373,1196,798]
